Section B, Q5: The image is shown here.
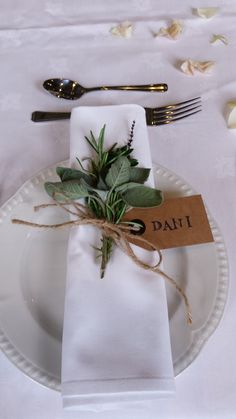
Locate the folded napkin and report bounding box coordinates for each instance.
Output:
[61,105,175,411]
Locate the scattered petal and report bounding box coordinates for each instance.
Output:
[180,59,195,75]
[226,101,236,128]
[195,61,215,73]
[193,7,219,19]
[153,20,183,40]
[110,21,133,38]
[180,59,215,75]
[210,34,228,45]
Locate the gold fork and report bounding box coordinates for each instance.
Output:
[31,97,201,126]
[145,97,201,125]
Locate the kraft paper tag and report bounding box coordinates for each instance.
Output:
[123,195,214,250]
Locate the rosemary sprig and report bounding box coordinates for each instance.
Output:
[44,124,163,278]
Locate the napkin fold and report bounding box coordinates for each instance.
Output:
[61,105,175,411]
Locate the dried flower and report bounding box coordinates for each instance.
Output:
[180,59,215,75]
[210,34,228,45]
[193,7,219,19]
[110,21,133,38]
[153,20,183,40]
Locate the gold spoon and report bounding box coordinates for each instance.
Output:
[43,78,168,100]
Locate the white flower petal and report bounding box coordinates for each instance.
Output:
[227,101,236,129]
[154,20,183,40]
[110,21,133,38]
[194,61,215,73]
[210,34,228,45]
[193,7,220,19]
[180,59,215,75]
[180,59,195,75]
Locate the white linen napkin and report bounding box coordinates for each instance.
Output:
[61,105,175,411]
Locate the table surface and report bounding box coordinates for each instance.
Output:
[1,1,236,418]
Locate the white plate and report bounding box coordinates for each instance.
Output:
[0,161,228,391]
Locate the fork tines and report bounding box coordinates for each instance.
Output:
[150,96,201,126]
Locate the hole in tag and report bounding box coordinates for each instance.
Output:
[130,219,146,235]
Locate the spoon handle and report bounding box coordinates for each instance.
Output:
[86,84,168,93]
[31,111,71,122]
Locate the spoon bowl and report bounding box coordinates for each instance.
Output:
[43,79,84,100]
[43,78,168,100]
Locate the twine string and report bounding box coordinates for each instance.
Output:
[12,200,192,325]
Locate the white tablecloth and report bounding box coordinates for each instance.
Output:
[1,1,236,418]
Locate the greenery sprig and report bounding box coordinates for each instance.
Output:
[44,124,163,277]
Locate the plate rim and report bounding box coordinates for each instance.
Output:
[0,161,229,391]
[155,165,229,375]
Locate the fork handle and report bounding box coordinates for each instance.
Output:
[31,108,151,125]
[31,109,149,123]
[31,111,71,122]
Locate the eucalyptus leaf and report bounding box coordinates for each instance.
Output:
[115,182,143,193]
[56,167,68,179]
[80,179,108,201]
[129,167,150,183]
[121,185,163,207]
[44,180,90,201]
[129,157,139,167]
[56,167,94,185]
[97,175,108,190]
[45,124,164,278]
[105,156,131,189]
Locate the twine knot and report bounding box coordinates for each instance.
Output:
[12,199,192,325]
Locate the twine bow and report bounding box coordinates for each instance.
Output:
[12,198,192,325]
